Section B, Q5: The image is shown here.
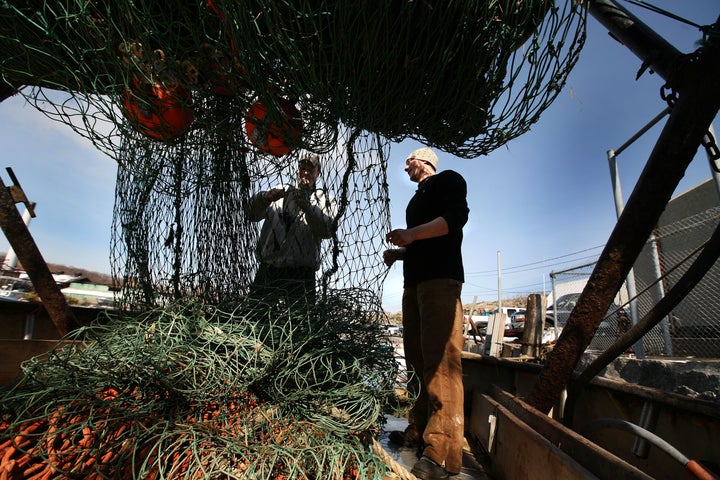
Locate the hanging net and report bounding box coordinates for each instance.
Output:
[0,1,586,478]
[0,0,586,159]
[0,0,587,309]
[108,123,390,311]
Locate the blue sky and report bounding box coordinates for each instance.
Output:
[382,1,720,311]
[0,1,717,313]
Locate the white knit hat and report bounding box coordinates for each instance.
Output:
[407,147,438,170]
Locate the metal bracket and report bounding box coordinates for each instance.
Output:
[487,413,497,454]
[5,167,36,218]
[702,131,720,172]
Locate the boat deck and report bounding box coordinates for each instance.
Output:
[380,415,490,479]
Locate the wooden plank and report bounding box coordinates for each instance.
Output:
[0,339,72,386]
[469,390,600,480]
[491,386,654,480]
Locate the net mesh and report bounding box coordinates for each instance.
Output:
[108,124,391,311]
[0,1,587,477]
[1,0,586,159]
[0,0,587,310]
[0,297,398,479]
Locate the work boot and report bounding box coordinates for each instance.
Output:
[410,456,450,480]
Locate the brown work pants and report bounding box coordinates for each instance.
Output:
[402,278,465,474]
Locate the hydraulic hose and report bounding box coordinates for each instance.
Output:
[581,418,718,480]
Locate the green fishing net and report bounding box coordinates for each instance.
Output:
[1,0,585,157]
[0,0,585,308]
[0,297,399,479]
[0,1,586,477]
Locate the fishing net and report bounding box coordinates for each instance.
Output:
[0,0,587,309]
[0,0,586,159]
[108,125,390,311]
[0,0,587,477]
[0,297,399,479]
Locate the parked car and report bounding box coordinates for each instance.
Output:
[385,324,402,336]
[546,293,630,337]
[473,307,524,336]
[508,310,527,333]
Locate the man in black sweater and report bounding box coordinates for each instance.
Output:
[384,147,469,479]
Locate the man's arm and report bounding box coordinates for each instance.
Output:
[296,190,338,238]
[247,186,286,221]
[386,217,448,247]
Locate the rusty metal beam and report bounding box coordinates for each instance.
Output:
[587,0,683,80]
[526,1,720,414]
[577,221,720,386]
[0,173,80,336]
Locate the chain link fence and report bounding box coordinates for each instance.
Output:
[550,195,720,359]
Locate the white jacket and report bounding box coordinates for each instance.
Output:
[248,185,337,269]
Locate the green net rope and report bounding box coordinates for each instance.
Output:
[0,296,399,479]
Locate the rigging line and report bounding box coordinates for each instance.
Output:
[462,282,502,292]
[465,245,604,275]
[466,280,555,296]
[466,252,602,277]
[502,244,604,271]
[503,255,601,275]
[502,289,543,295]
[507,280,553,290]
[621,0,704,30]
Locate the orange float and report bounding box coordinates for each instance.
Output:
[121,79,194,140]
[245,98,302,156]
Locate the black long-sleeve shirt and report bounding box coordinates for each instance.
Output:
[403,170,469,288]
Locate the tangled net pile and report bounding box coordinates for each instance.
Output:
[0,296,399,479]
[0,1,587,477]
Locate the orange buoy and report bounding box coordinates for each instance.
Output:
[121,80,194,140]
[244,97,302,156]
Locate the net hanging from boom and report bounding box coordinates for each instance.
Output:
[0,1,586,478]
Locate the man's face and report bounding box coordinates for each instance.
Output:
[404,157,428,183]
[298,161,319,189]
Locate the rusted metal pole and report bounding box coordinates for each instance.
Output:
[526,1,720,414]
[0,85,81,335]
[587,0,684,80]
[0,173,80,336]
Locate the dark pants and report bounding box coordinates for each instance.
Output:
[402,278,465,474]
[249,263,316,307]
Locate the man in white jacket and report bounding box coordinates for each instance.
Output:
[247,154,337,304]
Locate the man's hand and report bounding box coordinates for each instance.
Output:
[287,187,312,211]
[383,248,405,267]
[386,229,414,247]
